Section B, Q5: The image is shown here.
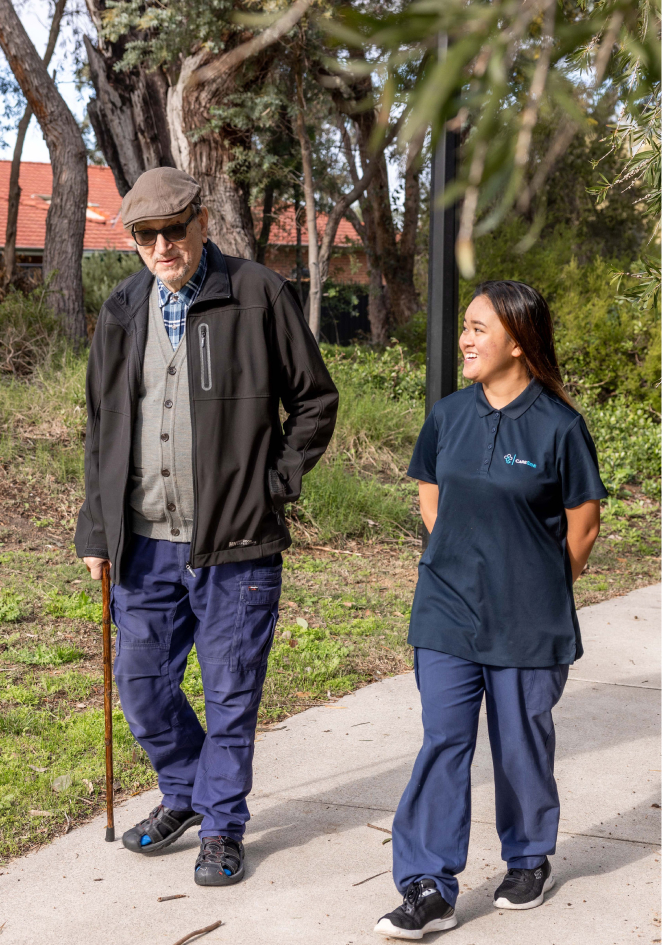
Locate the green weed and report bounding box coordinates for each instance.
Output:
[0,591,24,623]
[10,644,86,667]
[44,589,102,623]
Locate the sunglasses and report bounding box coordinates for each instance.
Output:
[132,211,196,247]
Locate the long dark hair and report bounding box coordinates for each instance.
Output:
[472,280,573,408]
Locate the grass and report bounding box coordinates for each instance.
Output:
[0,341,658,860]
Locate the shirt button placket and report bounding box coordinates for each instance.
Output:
[483,410,501,474]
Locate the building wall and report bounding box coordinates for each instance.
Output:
[263,245,370,285]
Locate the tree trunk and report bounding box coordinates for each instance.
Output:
[295,70,321,339]
[256,184,275,265]
[84,2,260,257]
[3,104,30,287]
[3,0,66,287]
[0,0,87,340]
[331,72,421,332]
[293,193,304,303]
[167,48,256,258]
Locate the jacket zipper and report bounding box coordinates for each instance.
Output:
[185,304,201,574]
[199,323,212,391]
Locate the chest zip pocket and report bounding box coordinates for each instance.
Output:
[199,323,212,391]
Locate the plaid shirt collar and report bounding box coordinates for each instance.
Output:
[156,245,208,349]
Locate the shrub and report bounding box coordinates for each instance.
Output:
[82,251,143,323]
[0,284,63,376]
[584,397,661,494]
[323,342,426,402]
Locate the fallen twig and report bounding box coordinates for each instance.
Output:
[367,823,392,834]
[158,894,188,902]
[308,545,365,557]
[170,921,222,945]
[352,869,390,887]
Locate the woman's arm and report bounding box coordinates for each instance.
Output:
[565,499,601,582]
[419,481,440,534]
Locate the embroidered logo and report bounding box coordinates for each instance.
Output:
[228,539,257,547]
[534,868,543,880]
[504,453,537,468]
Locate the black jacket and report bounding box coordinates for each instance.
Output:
[75,241,338,582]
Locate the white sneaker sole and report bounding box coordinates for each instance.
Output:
[374,914,458,939]
[493,872,555,910]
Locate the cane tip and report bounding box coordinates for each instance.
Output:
[105,826,116,842]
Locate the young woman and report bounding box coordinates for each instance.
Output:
[375,280,607,940]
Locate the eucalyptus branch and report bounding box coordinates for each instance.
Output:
[185,0,316,92]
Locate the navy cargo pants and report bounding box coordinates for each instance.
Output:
[110,535,282,840]
[392,648,569,907]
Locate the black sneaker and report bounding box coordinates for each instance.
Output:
[122,804,202,855]
[375,879,457,939]
[194,836,245,887]
[493,856,554,910]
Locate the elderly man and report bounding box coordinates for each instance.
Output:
[76,167,338,886]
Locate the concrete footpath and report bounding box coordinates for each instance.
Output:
[1,585,660,945]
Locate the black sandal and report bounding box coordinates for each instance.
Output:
[194,836,245,886]
[122,804,203,855]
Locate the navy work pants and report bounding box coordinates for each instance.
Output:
[392,648,568,907]
[110,535,282,840]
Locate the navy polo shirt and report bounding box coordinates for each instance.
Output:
[407,379,607,667]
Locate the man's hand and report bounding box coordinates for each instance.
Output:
[84,556,110,581]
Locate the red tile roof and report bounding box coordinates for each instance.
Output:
[255,204,361,247]
[0,161,133,253]
[0,161,362,253]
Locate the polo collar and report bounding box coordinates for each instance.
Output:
[475,378,544,419]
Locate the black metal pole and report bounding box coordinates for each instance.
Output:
[422,41,459,548]
[425,131,459,414]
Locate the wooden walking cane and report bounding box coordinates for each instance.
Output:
[101,561,115,842]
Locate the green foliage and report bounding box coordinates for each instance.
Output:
[0,591,24,623]
[457,220,661,409]
[297,459,417,542]
[584,397,661,494]
[0,284,64,376]
[81,251,143,321]
[9,645,86,667]
[324,342,426,402]
[327,0,660,278]
[43,590,102,624]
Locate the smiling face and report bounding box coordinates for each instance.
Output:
[134,205,209,291]
[460,293,528,387]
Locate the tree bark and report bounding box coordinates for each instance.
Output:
[256,184,274,265]
[331,73,421,332]
[3,104,30,287]
[3,0,66,287]
[84,0,295,259]
[0,0,87,340]
[295,69,321,339]
[167,48,256,258]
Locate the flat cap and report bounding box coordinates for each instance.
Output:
[121,167,201,230]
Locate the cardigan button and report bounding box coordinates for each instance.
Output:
[170,528,180,537]
[167,502,176,511]
[161,469,170,477]
[164,399,173,408]
[168,366,177,375]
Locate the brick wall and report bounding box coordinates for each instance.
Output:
[263,245,370,285]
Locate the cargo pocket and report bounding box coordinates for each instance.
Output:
[523,664,569,714]
[113,645,172,738]
[230,580,281,673]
